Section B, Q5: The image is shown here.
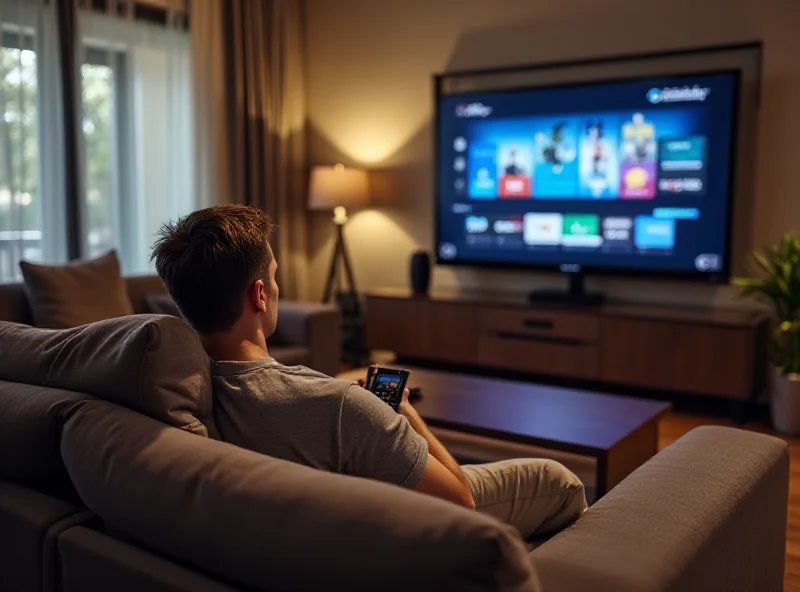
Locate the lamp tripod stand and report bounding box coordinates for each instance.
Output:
[322,206,357,304]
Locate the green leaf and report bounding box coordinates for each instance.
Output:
[738,233,800,369]
[751,250,773,276]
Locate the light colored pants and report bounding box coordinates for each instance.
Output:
[462,459,587,539]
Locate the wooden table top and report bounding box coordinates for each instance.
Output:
[338,366,672,456]
[366,288,766,328]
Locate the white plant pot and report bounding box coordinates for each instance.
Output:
[771,369,800,436]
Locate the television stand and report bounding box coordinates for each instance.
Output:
[364,288,770,415]
[529,271,605,306]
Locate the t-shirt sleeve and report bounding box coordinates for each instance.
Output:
[338,384,428,488]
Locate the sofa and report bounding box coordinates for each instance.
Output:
[0,274,341,377]
[0,314,790,591]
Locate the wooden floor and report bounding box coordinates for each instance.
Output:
[658,409,799,590]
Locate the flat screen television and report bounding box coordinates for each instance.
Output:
[435,70,740,297]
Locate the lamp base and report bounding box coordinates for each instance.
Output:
[322,221,358,306]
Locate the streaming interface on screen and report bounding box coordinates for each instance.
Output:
[436,72,738,276]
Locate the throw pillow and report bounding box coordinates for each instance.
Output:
[19,250,134,328]
[143,293,183,318]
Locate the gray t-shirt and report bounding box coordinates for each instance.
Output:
[211,359,428,488]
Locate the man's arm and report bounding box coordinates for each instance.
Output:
[398,392,475,510]
[351,378,474,510]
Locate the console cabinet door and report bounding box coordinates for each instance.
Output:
[430,303,478,364]
[600,317,674,390]
[671,325,750,399]
[365,297,433,358]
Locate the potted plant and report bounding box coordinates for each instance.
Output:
[734,233,800,435]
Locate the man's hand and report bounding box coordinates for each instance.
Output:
[358,375,413,414]
[398,387,411,411]
[356,364,379,390]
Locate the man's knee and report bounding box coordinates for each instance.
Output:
[548,461,587,520]
[526,459,587,514]
[542,460,583,490]
[512,458,583,490]
[528,460,587,532]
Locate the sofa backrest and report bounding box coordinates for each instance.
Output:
[0,315,215,437]
[62,399,540,592]
[0,274,165,325]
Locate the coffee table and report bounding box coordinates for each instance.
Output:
[338,366,672,498]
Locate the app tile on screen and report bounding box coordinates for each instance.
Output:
[620,113,657,199]
[532,118,579,197]
[562,214,602,248]
[524,213,563,245]
[498,145,533,198]
[634,216,676,250]
[578,117,621,199]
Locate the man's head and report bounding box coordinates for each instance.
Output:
[151,205,278,338]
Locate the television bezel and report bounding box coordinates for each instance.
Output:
[433,64,743,284]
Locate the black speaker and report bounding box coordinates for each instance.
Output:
[410,251,431,294]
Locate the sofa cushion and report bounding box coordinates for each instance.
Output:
[62,400,540,592]
[0,315,214,437]
[0,381,91,485]
[0,482,86,592]
[19,250,134,328]
[60,527,240,592]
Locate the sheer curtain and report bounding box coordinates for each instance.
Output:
[0,0,67,282]
[78,10,193,275]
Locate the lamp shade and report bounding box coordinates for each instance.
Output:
[308,165,369,210]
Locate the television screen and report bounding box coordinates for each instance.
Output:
[435,71,740,280]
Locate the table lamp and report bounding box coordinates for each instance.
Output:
[308,164,369,303]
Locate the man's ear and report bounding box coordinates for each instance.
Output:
[249,280,267,312]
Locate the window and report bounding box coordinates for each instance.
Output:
[81,48,126,260]
[0,5,194,283]
[80,14,194,274]
[0,28,38,282]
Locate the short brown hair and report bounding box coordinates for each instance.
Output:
[151,205,274,334]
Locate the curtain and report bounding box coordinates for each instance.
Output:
[192,0,309,300]
[0,0,68,282]
[78,11,194,274]
[190,0,228,211]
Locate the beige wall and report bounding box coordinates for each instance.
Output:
[304,0,800,306]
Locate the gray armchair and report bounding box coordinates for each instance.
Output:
[269,300,341,377]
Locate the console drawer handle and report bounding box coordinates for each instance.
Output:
[523,318,554,330]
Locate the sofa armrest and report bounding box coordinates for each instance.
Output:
[531,426,788,592]
[273,301,341,376]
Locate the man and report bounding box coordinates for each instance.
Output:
[152,204,586,538]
